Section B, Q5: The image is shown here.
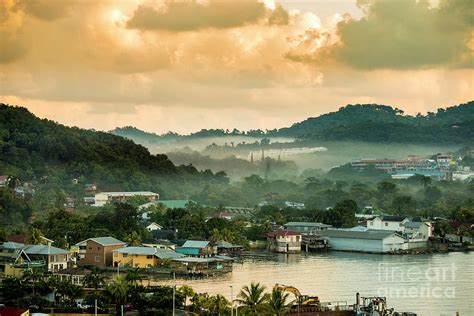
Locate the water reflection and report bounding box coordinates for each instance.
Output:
[157,251,474,316]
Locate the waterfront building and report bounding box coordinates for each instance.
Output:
[403,221,433,240]
[176,240,216,258]
[215,240,243,256]
[284,222,332,235]
[94,191,159,207]
[267,230,302,253]
[113,246,184,269]
[320,230,406,253]
[78,237,126,268]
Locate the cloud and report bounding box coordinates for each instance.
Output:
[126,0,282,31]
[288,0,473,69]
[13,0,76,20]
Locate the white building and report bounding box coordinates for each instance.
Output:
[366,216,409,231]
[94,191,159,207]
[320,230,406,253]
[267,230,302,253]
[403,221,433,240]
[146,222,163,232]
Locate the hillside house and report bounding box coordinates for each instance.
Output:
[94,191,159,207]
[267,230,302,253]
[146,222,163,232]
[176,240,216,258]
[216,241,243,256]
[142,239,176,251]
[0,247,31,278]
[284,222,332,235]
[79,237,126,268]
[23,245,70,272]
[366,216,410,231]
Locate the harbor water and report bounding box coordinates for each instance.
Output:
[160,251,474,316]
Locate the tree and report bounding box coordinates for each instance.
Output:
[178,285,195,309]
[83,267,105,292]
[27,227,45,245]
[125,267,145,284]
[266,288,294,316]
[125,231,141,246]
[236,282,269,314]
[106,276,129,312]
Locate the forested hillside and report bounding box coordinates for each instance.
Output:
[276,102,474,143]
[0,104,225,192]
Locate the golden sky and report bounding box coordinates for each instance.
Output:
[0,0,473,134]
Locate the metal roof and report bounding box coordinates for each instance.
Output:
[380,215,409,222]
[172,257,210,263]
[320,229,403,240]
[1,242,25,249]
[154,249,185,260]
[23,245,69,255]
[285,222,332,228]
[181,240,210,248]
[216,241,243,248]
[86,237,126,246]
[115,247,157,255]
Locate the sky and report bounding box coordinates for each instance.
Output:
[0,0,473,134]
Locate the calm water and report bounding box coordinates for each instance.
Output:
[159,251,474,316]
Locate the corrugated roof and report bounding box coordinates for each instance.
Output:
[285,222,332,228]
[267,230,302,237]
[2,242,25,249]
[24,245,69,255]
[172,257,210,263]
[216,241,243,248]
[87,237,126,246]
[182,240,210,248]
[380,215,409,222]
[154,249,184,260]
[320,229,402,240]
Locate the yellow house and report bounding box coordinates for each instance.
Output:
[0,248,31,278]
[113,247,185,269]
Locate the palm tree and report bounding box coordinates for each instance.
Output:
[27,227,45,245]
[266,288,294,316]
[125,231,141,246]
[208,294,230,315]
[209,229,222,244]
[125,267,145,284]
[236,282,270,314]
[83,267,105,292]
[178,285,195,309]
[107,276,129,312]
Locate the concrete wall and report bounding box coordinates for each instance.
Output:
[327,237,383,253]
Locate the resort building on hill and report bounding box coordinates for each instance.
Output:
[78,237,126,268]
[94,191,159,207]
[284,222,332,235]
[267,230,302,253]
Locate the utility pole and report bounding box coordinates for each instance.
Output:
[230,285,234,316]
[94,298,97,316]
[172,273,176,316]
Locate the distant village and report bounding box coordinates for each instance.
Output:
[1,185,472,282]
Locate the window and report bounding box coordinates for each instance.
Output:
[370,222,373,226]
[113,252,118,257]
[385,223,388,226]
[147,255,153,259]
[123,253,128,258]
[98,247,101,250]
[95,256,100,262]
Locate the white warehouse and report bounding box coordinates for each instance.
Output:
[320,229,406,253]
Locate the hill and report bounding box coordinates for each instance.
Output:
[112,102,474,145]
[0,104,224,193]
[275,102,474,143]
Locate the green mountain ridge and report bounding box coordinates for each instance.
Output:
[112,101,474,144]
